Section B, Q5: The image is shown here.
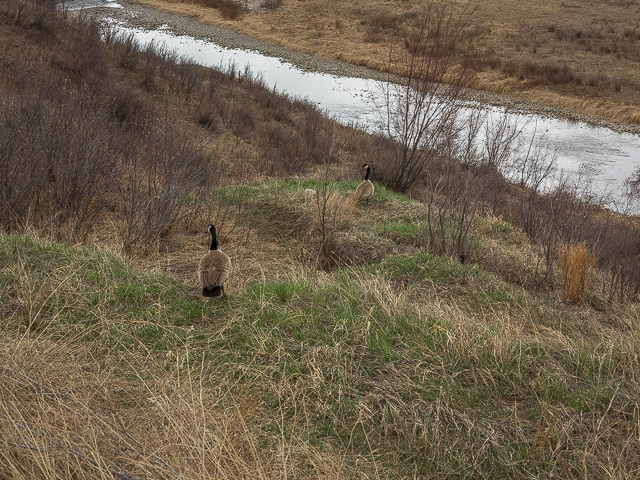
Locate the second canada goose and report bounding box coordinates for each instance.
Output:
[354,163,374,203]
[198,224,231,298]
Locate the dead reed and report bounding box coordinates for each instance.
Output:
[559,242,596,304]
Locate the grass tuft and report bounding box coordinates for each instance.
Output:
[559,243,596,305]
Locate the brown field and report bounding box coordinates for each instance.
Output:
[131,0,640,125]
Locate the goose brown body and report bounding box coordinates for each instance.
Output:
[355,164,374,203]
[198,225,231,298]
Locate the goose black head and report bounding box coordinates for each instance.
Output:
[360,163,371,180]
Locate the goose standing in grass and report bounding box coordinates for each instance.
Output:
[198,224,231,298]
[354,163,374,204]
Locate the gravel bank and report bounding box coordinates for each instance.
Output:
[78,0,640,135]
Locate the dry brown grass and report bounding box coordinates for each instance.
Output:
[312,191,355,231]
[135,0,640,125]
[559,242,596,305]
[0,338,350,479]
[3,183,640,477]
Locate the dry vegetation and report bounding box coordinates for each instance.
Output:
[0,339,349,479]
[133,0,640,125]
[2,0,640,478]
[560,242,596,305]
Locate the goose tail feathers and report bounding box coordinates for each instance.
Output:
[202,286,224,298]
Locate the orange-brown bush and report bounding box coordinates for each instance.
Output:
[559,243,596,304]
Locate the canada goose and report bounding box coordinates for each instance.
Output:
[354,163,374,203]
[198,224,231,298]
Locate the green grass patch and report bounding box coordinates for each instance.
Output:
[374,253,473,284]
[377,220,422,241]
[0,234,201,350]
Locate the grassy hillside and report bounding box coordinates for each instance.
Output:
[2,181,640,478]
[2,0,640,478]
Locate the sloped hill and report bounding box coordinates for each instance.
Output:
[2,179,639,478]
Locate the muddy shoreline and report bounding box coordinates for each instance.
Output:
[77,0,640,135]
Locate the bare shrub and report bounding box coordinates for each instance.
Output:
[481,112,525,172]
[108,85,154,127]
[422,155,485,278]
[254,86,294,123]
[501,60,581,86]
[260,0,283,10]
[112,31,140,70]
[299,105,338,165]
[0,0,228,252]
[21,5,57,39]
[508,129,556,229]
[589,184,640,302]
[254,106,338,177]
[60,16,108,88]
[255,123,304,176]
[137,41,161,88]
[309,162,355,269]
[117,122,220,255]
[373,0,478,194]
[559,243,595,304]
[228,102,256,136]
[217,0,244,19]
[177,0,244,19]
[174,56,202,99]
[0,89,119,242]
[196,106,223,132]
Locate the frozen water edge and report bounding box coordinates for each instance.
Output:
[60,0,122,11]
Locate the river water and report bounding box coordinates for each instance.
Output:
[65,0,640,210]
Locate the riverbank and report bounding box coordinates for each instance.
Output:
[78,0,640,135]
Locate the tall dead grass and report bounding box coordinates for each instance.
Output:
[559,243,596,304]
[0,339,349,480]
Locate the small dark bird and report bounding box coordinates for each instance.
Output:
[198,224,231,298]
[354,163,374,203]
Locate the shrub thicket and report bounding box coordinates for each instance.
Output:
[0,0,346,254]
